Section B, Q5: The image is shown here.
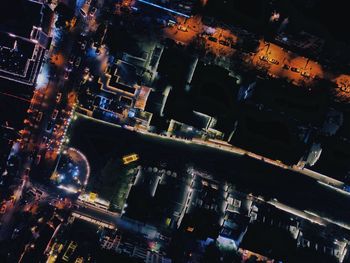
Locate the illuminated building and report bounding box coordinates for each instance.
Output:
[0,0,54,85]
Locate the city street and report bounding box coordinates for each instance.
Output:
[0,0,91,242]
[0,160,30,241]
[2,1,350,262]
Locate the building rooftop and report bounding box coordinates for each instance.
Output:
[0,0,44,37]
[274,31,325,58]
[219,211,250,242]
[103,60,143,96]
[134,86,152,110]
[0,0,53,85]
[0,79,31,129]
[109,60,139,87]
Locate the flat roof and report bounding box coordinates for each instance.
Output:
[108,76,136,95]
[113,60,138,87]
[134,86,151,110]
[0,79,31,129]
[0,0,44,38]
[0,33,36,76]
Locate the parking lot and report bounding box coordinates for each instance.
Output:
[251,41,325,85]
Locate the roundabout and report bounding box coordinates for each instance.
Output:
[51,147,90,194]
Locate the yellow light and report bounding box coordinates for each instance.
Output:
[186,226,194,232]
[122,153,139,164]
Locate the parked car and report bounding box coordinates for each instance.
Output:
[219,40,230,46]
[75,57,81,67]
[268,58,279,65]
[46,121,54,131]
[208,36,217,43]
[259,55,268,62]
[291,67,300,73]
[51,109,59,120]
[35,154,41,165]
[56,93,62,103]
[81,40,87,50]
[301,71,310,78]
[64,71,70,80]
[69,55,75,64]
[282,64,290,70]
[89,7,97,17]
[0,203,6,214]
[177,25,188,32]
[36,112,43,122]
[24,168,30,177]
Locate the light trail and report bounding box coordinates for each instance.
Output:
[0,92,30,103]
[137,0,190,18]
